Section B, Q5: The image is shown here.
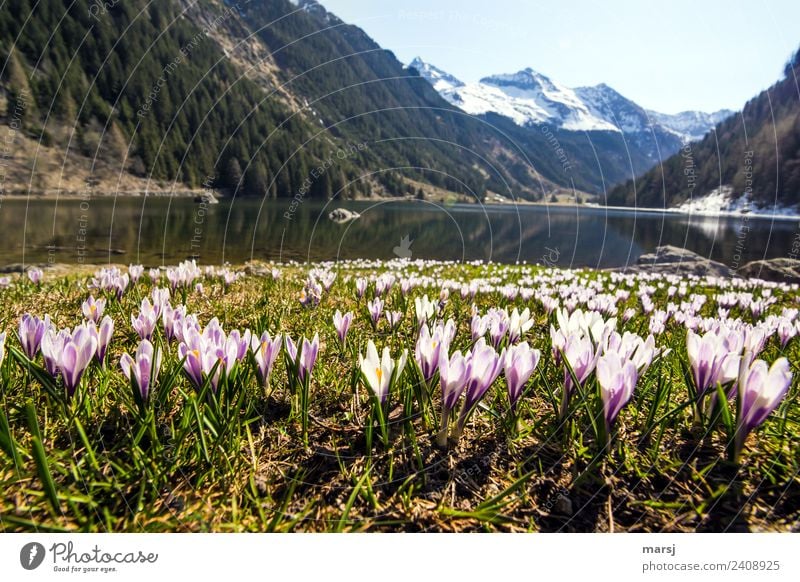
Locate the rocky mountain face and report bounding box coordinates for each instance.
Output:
[607,47,800,210]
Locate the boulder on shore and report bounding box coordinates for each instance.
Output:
[630,245,732,277]
[737,258,800,284]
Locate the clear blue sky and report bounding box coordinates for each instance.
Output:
[317,0,800,114]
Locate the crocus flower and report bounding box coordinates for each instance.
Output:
[355,278,368,299]
[129,264,144,283]
[733,357,792,461]
[507,308,533,344]
[333,310,353,347]
[131,298,158,340]
[251,331,282,387]
[437,347,469,446]
[359,340,407,404]
[504,342,541,411]
[120,340,162,402]
[94,315,114,363]
[596,351,638,433]
[0,332,5,369]
[82,296,106,323]
[415,323,446,384]
[455,339,504,436]
[385,310,403,330]
[778,318,796,348]
[40,329,69,376]
[18,314,50,359]
[471,314,488,342]
[27,267,43,285]
[367,297,384,326]
[414,295,435,327]
[284,334,320,383]
[178,328,225,392]
[686,329,740,398]
[162,304,186,342]
[59,325,98,396]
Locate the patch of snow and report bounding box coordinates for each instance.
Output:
[673,187,800,217]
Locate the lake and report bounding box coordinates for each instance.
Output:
[0,197,797,269]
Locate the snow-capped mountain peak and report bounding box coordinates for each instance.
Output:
[409,57,729,142]
[408,57,464,92]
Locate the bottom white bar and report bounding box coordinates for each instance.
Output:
[1,533,796,581]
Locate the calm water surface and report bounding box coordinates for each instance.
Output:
[0,197,797,269]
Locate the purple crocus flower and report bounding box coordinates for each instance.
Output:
[250,331,282,387]
[129,264,144,284]
[596,351,638,432]
[27,268,43,285]
[503,342,541,411]
[455,339,504,437]
[734,357,792,461]
[686,329,740,398]
[93,315,114,363]
[777,318,796,348]
[178,328,224,391]
[131,298,158,340]
[415,323,445,384]
[82,296,106,323]
[284,334,319,382]
[162,304,187,343]
[120,340,162,401]
[367,297,384,326]
[471,314,488,342]
[333,310,353,347]
[178,339,205,390]
[18,314,50,359]
[40,329,69,376]
[355,278,368,299]
[385,310,403,330]
[436,346,469,446]
[562,333,599,395]
[488,314,508,348]
[59,325,98,396]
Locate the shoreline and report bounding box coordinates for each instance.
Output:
[2,190,799,221]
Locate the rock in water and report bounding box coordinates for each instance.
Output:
[329,208,361,223]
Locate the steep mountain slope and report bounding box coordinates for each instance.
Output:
[0,0,580,202]
[607,48,800,210]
